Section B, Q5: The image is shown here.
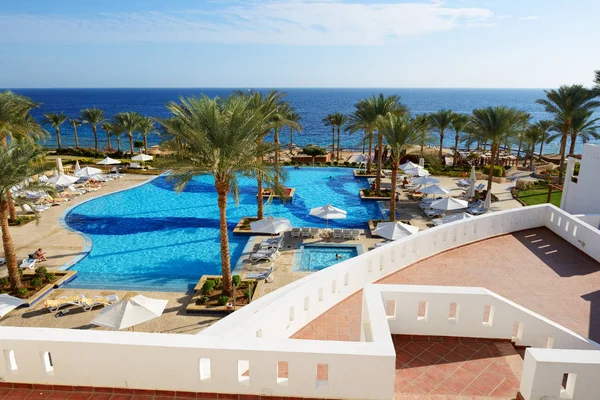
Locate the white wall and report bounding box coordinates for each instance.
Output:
[573,214,600,230]
[562,144,600,215]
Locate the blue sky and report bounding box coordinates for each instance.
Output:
[1,0,598,88]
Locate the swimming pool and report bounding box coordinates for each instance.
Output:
[63,167,379,291]
[295,245,360,272]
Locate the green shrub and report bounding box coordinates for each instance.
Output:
[212,277,221,288]
[302,145,327,157]
[134,140,144,149]
[333,161,339,166]
[44,272,56,283]
[0,277,8,287]
[325,161,332,166]
[482,165,503,177]
[244,289,250,299]
[30,277,43,289]
[35,267,48,277]
[218,295,230,306]
[232,275,241,287]
[18,268,23,277]
[16,288,28,298]
[283,161,291,166]
[201,280,215,295]
[198,295,209,304]
[349,162,356,167]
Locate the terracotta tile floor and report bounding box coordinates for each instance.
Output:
[293,228,600,342]
[392,335,521,399]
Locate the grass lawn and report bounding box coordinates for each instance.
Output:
[516,188,562,207]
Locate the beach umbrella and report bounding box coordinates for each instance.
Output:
[484,193,492,210]
[430,197,468,211]
[250,217,292,235]
[467,166,477,198]
[47,174,79,187]
[74,161,81,174]
[131,154,153,162]
[309,204,346,228]
[91,295,168,331]
[76,166,102,178]
[0,294,25,318]
[96,157,121,165]
[403,166,430,177]
[373,221,419,240]
[441,212,472,224]
[56,158,64,175]
[413,176,440,186]
[420,184,450,196]
[400,161,419,172]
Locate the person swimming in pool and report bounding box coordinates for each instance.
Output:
[335,253,342,259]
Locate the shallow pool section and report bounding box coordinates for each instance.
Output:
[63,167,378,291]
[295,244,361,272]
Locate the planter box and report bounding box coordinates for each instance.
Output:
[359,189,393,201]
[353,169,383,178]
[185,275,263,315]
[257,187,295,200]
[20,270,78,307]
[232,216,259,236]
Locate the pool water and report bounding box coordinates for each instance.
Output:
[297,245,359,272]
[64,167,378,291]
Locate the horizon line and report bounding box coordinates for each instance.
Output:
[4,86,552,90]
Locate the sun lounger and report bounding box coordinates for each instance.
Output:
[332,228,343,239]
[342,229,352,240]
[259,236,283,250]
[475,183,485,191]
[350,229,361,240]
[24,190,49,200]
[468,199,484,208]
[301,227,311,238]
[467,206,487,216]
[19,258,36,270]
[249,249,279,262]
[422,208,443,218]
[22,204,50,214]
[290,227,301,238]
[309,228,320,238]
[44,295,84,313]
[246,266,274,280]
[79,294,119,311]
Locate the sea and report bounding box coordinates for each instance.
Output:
[7,88,598,154]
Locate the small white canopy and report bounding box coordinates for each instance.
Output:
[430,197,469,211]
[403,166,430,177]
[131,154,153,162]
[310,204,346,228]
[442,212,472,224]
[250,217,292,235]
[0,294,25,318]
[74,161,81,173]
[484,194,492,210]
[347,154,368,164]
[47,174,79,187]
[76,166,102,178]
[400,161,419,172]
[420,184,450,195]
[374,221,419,240]
[91,295,168,330]
[56,158,64,174]
[468,166,477,198]
[96,157,121,165]
[413,176,440,186]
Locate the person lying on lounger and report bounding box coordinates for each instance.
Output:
[402,177,411,187]
[34,248,47,262]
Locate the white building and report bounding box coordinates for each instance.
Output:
[562,144,600,224]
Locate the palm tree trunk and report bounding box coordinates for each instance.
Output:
[1,200,23,289]
[336,126,341,161]
[56,128,62,150]
[438,130,444,160]
[530,148,535,171]
[143,134,148,152]
[93,127,98,153]
[516,139,522,159]
[106,132,112,149]
[289,128,293,153]
[487,145,497,192]
[1,138,17,221]
[116,136,121,152]
[538,140,544,161]
[73,126,79,148]
[128,132,134,156]
[216,182,233,296]
[375,133,383,193]
[362,134,366,154]
[558,122,570,184]
[367,131,373,173]
[568,133,577,156]
[389,164,398,222]
[453,133,459,166]
[257,137,264,220]
[331,126,335,159]
[274,128,279,186]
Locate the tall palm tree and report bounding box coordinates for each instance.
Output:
[137,116,156,151]
[346,103,376,173]
[69,118,82,149]
[523,124,545,169]
[271,102,300,182]
[0,91,46,221]
[469,107,520,191]
[158,95,281,295]
[101,122,113,150]
[288,110,302,153]
[1,141,53,290]
[114,111,142,156]
[535,120,553,161]
[331,113,348,161]
[376,115,418,221]
[414,114,432,156]
[568,110,599,155]
[80,108,105,153]
[322,114,337,159]
[429,109,453,160]
[536,85,600,183]
[42,112,67,150]
[450,113,470,166]
[512,112,531,163]
[109,122,125,152]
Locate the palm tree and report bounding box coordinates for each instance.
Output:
[332,113,348,161]
[80,108,105,153]
[376,115,418,221]
[535,120,553,161]
[101,122,113,150]
[536,85,600,183]
[158,95,281,296]
[0,141,53,290]
[568,110,599,155]
[414,114,432,156]
[69,118,82,149]
[450,113,470,166]
[594,70,600,94]
[469,107,520,191]
[114,112,142,156]
[0,91,46,221]
[512,112,531,163]
[137,116,156,151]
[271,102,300,181]
[322,114,337,159]
[429,109,453,160]
[523,124,545,169]
[288,111,302,153]
[109,122,125,152]
[42,112,67,150]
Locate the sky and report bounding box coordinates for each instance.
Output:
[0,0,599,88]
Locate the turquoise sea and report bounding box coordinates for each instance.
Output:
[7,88,597,154]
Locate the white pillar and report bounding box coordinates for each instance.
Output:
[560,157,576,210]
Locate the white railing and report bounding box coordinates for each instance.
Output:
[203,205,550,339]
[573,213,600,229]
[544,206,600,262]
[372,284,599,350]
[520,348,600,400]
[0,326,395,400]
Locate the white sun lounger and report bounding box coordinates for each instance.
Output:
[79,294,119,311]
[467,206,487,216]
[246,266,274,280]
[350,229,361,240]
[332,228,343,239]
[290,227,301,238]
[342,229,352,240]
[22,204,49,214]
[44,295,85,313]
[20,258,36,270]
[250,249,279,262]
